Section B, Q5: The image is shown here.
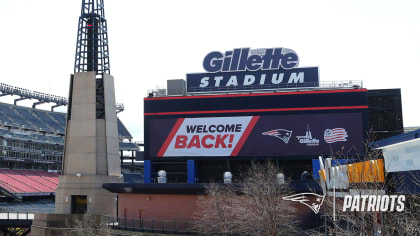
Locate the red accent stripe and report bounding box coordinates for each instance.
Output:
[231,116,260,156]
[145,106,368,116]
[157,118,185,157]
[144,89,367,101]
[325,136,347,140]
[264,131,277,134]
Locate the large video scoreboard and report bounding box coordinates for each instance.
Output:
[144,89,368,160]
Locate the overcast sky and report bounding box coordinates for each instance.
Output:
[0,0,419,141]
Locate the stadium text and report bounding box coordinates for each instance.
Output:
[176,123,243,149]
[343,195,405,212]
[198,72,304,88]
[186,124,242,133]
[186,67,319,92]
[203,48,299,72]
[175,134,234,149]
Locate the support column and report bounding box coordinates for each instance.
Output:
[144,160,152,183]
[187,160,198,183]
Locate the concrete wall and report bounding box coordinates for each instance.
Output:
[63,72,97,175]
[56,72,122,216]
[117,192,321,230]
[382,139,420,172]
[167,79,186,96]
[62,72,120,176]
[103,73,121,176]
[118,193,204,221]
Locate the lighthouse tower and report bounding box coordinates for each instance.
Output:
[55,0,122,216]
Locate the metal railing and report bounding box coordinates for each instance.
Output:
[0,212,34,220]
[0,83,68,106]
[0,82,125,113]
[105,216,197,234]
[116,103,124,113]
[147,80,363,97]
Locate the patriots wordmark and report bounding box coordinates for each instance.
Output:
[262,129,293,144]
[282,193,325,214]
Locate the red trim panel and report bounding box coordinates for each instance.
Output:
[144,89,367,101]
[157,118,185,157]
[145,106,368,116]
[231,116,260,156]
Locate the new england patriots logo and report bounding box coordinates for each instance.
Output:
[282,193,325,214]
[262,129,293,144]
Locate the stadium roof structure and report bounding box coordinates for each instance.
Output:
[0,82,124,112]
[372,128,420,149]
[103,180,323,195]
[0,83,66,111]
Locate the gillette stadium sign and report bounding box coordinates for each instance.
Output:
[186,48,319,92]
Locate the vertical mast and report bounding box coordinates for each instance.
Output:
[74,0,110,119]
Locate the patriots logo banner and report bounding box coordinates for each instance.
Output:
[262,129,293,144]
[282,193,325,214]
[324,128,348,144]
[148,113,364,158]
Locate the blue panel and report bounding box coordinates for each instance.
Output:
[312,159,355,179]
[312,159,321,179]
[371,128,420,149]
[187,160,197,183]
[144,160,152,183]
[186,67,319,93]
[393,170,420,194]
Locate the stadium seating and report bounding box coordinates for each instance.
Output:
[34,171,59,185]
[35,111,64,132]
[46,136,64,145]
[0,102,132,140]
[0,110,15,125]
[4,170,55,192]
[0,128,11,137]
[0,103,64,133]
[119,142,138,149]
[14,106,50,131]
[0,200,55,213]
[123,173,144,183]
[0,101,138,214]
[22,171,57,190]
[6,106,33,129]
[0,169,58,194]
[50,112,66,127]
[0,171,36,192]
[118,120,133,139]
[0,178,23,193]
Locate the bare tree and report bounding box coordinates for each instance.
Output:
[194,183,239,235]
[381,171,420,235]
[308,137,420,235]
[315,170,420,235]
[194,162,299,235]
[75,214,112,236]
[63,214,113,236]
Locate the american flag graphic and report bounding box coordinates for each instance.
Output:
[324,128,348,144]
